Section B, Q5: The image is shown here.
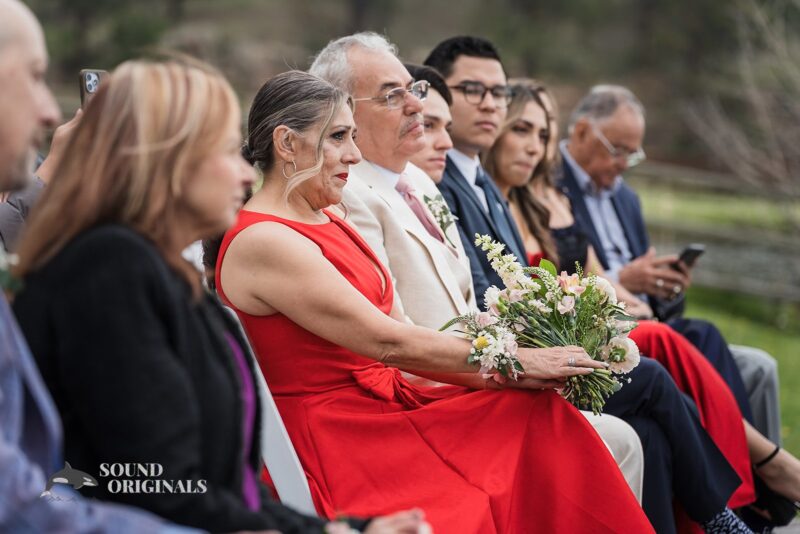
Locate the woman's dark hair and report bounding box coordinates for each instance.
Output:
[423,36,506,79]
[482,78,560,266]
[404,63,452,105]
[203,70,350,289]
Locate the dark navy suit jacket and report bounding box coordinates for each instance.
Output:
[556,158,689,321]
[556,159,649,270]
[438,156,528,303]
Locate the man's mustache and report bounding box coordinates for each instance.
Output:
[400,113,424,136]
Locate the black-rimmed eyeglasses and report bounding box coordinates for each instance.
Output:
[448,82,513,107]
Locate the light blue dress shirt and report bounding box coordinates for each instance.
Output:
[560,141,633,281]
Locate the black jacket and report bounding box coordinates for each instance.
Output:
[13,225,359,533]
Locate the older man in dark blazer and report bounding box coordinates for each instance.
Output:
[557,84,783,446]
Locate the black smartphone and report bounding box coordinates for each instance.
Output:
[79,69,108,108]
[671,243,705,270]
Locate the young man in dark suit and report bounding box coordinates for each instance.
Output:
[424,37,524,303]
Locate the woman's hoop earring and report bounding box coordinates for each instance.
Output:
[282,160,298,179]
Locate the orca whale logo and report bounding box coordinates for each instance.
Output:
[40,462,98,497]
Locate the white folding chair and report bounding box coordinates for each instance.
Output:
[222,306,316,515]
[252,365,317,515]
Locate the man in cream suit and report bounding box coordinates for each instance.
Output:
[310,32,645,504]
[311,33,474,331]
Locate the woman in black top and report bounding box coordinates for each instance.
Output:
[11,57,424,534]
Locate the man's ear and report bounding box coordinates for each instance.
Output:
[572,119,590,143]
[272,125,298,162]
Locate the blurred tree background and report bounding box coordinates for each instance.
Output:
[27,0,800,448]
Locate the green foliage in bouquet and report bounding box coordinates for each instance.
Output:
[444,235,641,415]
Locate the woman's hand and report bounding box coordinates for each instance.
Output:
[518,346,606,380]
[36,109,83,183]
[624,298,654,320]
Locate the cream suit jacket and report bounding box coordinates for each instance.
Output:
[340,160,476,330]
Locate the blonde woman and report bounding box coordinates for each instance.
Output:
[12,58,423,534]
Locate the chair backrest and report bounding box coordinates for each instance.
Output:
[222,306,317,515]
[252,366,317,515]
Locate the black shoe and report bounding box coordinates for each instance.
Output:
[740,446,799,531]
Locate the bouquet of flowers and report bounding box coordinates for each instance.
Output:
[443,235,641,414]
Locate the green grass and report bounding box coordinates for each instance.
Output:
[629,179,800,234]
[685,286,800,454]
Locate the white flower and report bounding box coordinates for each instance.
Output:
[557,295,576,315]
[483,286,502,315]
[601,336,640,374]
[592,276,618,305]
[505,289,526,303]
[530,299,551,315]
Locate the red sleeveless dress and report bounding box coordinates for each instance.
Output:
[216,209,654,534]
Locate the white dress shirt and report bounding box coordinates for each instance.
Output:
[447,148,489,212]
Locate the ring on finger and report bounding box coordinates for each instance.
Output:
[567,356,576,367]
[655,278,664,289]
[672,284,682,294]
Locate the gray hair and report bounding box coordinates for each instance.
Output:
[0,0,27,55]
[567,85,645,133]
[309,31,398,93]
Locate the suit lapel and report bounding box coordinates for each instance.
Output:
[482,176,527,263]
[444,157,502,238]
[357,161,468,311]
[610,192,642,258]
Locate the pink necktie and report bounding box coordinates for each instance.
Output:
[395,174,444,242]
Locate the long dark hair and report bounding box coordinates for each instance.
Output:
[483,78,559,265]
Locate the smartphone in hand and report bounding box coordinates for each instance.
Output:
[671,243,705,271]
[79,69,108,109]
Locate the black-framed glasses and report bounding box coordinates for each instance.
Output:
[589,121,646,167]
[448,82,513,107]
[352,79,429,110]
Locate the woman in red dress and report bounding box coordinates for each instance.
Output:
[483,77,800,531]
[214,70,653,533]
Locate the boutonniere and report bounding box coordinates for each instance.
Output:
[423,194,458,249]
[0,248,22,293]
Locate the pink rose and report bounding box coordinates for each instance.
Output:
[557,272,586,296]
[475,312,499,328]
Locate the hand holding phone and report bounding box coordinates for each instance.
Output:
[671,243,705,271]
[79,69,108,108]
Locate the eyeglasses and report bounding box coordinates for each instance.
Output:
[448,82,513,107]
[352,80,429,110]
[589,121,646,167]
